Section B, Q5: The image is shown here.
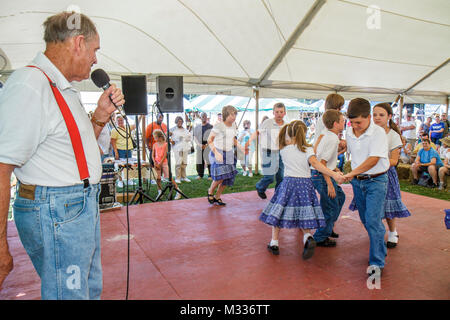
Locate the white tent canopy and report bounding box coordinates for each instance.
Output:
[1,0,449,104]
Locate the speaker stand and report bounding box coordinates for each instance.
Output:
[129,115,155,205]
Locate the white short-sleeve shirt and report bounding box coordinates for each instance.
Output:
[259,118,285,151]
[346,121,389,175]
[281,144,315,178]
[401,120,416,139]
[211,122,238,151]
[0,52,102,186]
[170,126,191,152]
[315,130,340,170]
[386,129,403,157]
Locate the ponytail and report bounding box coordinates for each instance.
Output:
[278,124,289,150]
[389,119,401,136]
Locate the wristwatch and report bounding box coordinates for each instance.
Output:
[91,114,108,127]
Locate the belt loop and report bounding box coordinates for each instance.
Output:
[40,186,48,200]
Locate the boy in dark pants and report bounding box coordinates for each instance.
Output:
[343,98,390,278]
[312,110,346,247]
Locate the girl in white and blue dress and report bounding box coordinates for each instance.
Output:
[260,120,345,260]
[207,105,245,206]
[349,103,411,248]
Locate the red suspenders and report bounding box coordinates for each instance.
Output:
[27,65,90,187]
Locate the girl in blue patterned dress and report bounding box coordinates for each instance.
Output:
[260,120,345,260]
[349,103,411,248]
[207,105,245,206]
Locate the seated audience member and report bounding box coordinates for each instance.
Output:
[411,139,443,188]
[438,137,450,190]
[399,136,412,164]
[413,132,437,154]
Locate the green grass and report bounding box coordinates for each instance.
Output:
[398,180,450,201]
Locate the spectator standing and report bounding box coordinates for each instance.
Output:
[170,116,192,183]
[145,113,167,166]
[238,120,255,177]
[110,115,135,160]
[400,113,417,148]
[429,114,445,147]
[442,113,449,137]
[193,112,213,179]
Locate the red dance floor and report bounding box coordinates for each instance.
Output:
[1,185,449,300]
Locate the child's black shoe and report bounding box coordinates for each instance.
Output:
[267,244,280,255]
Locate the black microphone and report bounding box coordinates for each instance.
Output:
[91,68,126,117]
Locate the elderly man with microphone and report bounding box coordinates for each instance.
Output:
[0,12,124,299]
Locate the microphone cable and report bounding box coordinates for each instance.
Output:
[108,114,132,300]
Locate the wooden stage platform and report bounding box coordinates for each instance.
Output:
[1,185,449,300]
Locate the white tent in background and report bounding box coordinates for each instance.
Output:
[189,95,314,112]
[0,0,449,106]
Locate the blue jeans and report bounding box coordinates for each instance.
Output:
[256,149,284,193]
[337,153,345,172]
[13,182,102,300]
[311,170,345,242]
[350,174,388,268]
[117,149,132,159]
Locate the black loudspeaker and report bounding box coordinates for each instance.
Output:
[156,76,183,113]
[121,75,148,115]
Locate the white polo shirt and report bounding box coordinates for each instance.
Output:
[346,121,389,175]
[259,118,285,151]
[0,52,102,186]
[315,130,339,170]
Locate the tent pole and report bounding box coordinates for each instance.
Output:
[256,0,326,85]
[446,96,449,115]
[402,58,450,94]
[399,95,404,125]
[254,88,260,175]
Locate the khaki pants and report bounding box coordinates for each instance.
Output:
[174,150,188,179]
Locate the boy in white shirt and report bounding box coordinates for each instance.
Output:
[246,103,287,199]
[311,110,346,247]
[343,98,390,278]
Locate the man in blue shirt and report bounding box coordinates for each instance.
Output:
[429,115,445,146]
[411,139,443,188]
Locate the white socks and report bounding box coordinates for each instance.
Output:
[388,230,398,243]
[303,233,312,244]
[270,232,313,247]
